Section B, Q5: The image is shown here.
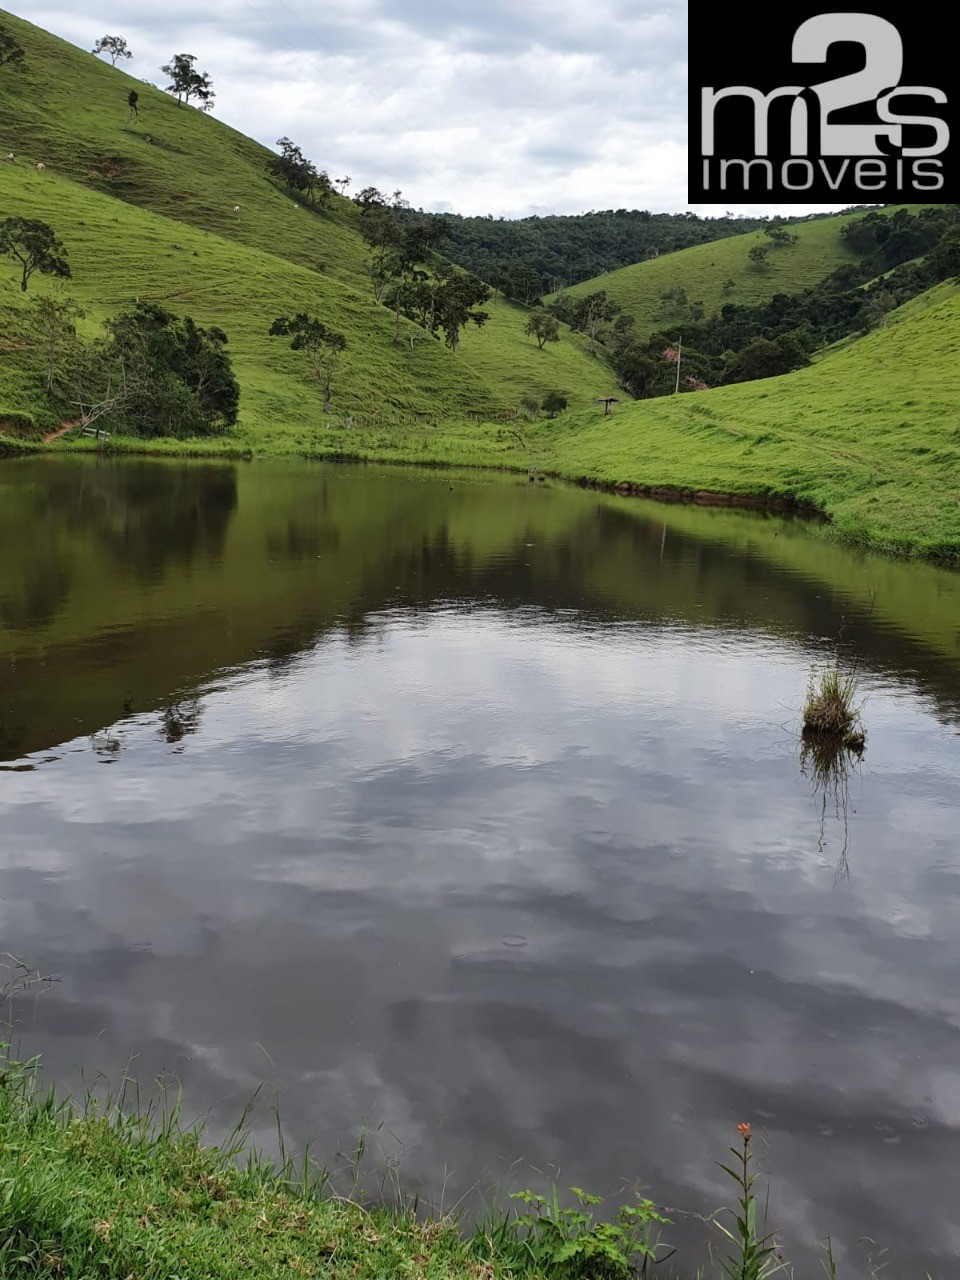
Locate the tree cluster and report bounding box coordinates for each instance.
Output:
[268,138,333,206]
[356,196,490,351]
[76,302,239,436]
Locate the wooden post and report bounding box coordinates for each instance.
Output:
[674,337,683,394]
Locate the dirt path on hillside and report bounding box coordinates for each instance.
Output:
[41,419,80,443]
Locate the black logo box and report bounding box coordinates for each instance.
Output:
[688,3,958,203]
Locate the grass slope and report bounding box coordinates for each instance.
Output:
[550,210,917,338]
[526,283,960,560]
[0,8,620,434]
[0,1055,529,1280]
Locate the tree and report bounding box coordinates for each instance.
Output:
[569,290,619,355]
[101,301,239,434]
[928,226,960,280]
[0,24,26,72]
[358,204,405,301]
[29,294,85,391]
[525,309,560,350]
[161,53,215,109]
[93,35,132,66]
[268,138,332,207]
[428,265,489,351]
[764,224,798,246]
[542,390,567,416]
[496,263,542,306]
[67,303,238,436]
[864,290,896,330]
[126,89,139,122]
[353,186,387,210]
[747,243,771,271]
[379,216,448,344]
[0,218,71,292]
[269,313,346,411]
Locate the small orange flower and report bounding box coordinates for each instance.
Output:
[737,1123,752,1139]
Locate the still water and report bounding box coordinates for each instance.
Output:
[1,456,959,1274]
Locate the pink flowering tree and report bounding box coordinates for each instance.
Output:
[684,374,708,391]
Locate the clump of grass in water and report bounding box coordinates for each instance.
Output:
[802,664,865,749]
[800,672,865,882]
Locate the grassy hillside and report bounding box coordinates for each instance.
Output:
[1,11,959,564]
[0,9,620,435]
[549,211,914,338]
[524,283,960,560]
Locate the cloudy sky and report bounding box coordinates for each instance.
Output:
[14,0,843,219]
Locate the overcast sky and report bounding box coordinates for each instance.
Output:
[14,0,845,219]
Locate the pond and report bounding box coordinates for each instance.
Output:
[1,455,959,1275]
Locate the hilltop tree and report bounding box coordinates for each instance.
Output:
[161,53,215,110]
[269,313,346,411]
[0,24,26,72]
[353,186,387,210]
[93,35,132,66]
[0,218,71,292]
[525,309,560,350]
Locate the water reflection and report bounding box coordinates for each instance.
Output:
[799,734,863,885]
[159,697,204,748]
[1,458,960,1276]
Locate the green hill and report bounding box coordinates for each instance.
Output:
[549,211,916,337]
[0,9,620,438]
[523,281,960,560]
[1,10,959,565]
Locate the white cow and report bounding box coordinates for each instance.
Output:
[35,162,45,172]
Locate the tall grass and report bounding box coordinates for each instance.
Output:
[0,1037,930,1280]
[802,665,865,746]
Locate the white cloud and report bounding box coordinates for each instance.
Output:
[14,0,846,217]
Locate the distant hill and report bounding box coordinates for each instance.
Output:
[549,210,922,339]
[431,209,781,295]
[0,9,621,436]
[530,280,960,560]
